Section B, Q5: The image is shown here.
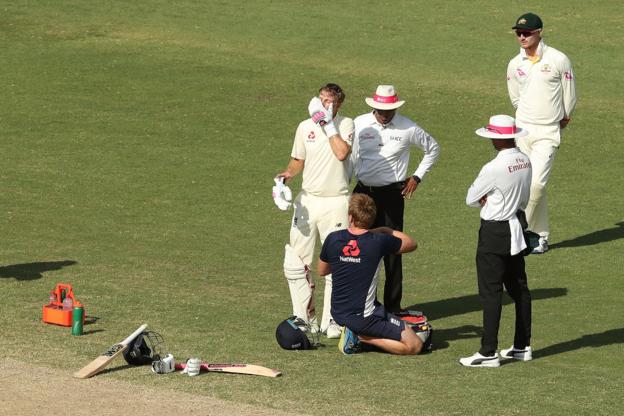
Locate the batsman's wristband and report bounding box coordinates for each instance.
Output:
[412,175,421,184]
[323,122,338,138]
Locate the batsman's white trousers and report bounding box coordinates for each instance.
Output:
[516,121,560,239]
[288,191,349,329]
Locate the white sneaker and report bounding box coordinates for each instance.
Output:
[531,238,548,254]
[459,352,500,368]
[326,320,342,339]
[500,345,532,361]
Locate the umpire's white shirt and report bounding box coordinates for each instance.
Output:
[351,112,440,186]
[466,147,532,255]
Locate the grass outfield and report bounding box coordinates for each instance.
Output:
[1,1,622,414]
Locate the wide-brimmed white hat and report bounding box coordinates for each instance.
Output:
[365,85,405,110]
[475,115,528,139]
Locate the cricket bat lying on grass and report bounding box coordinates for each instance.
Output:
[175,362,282,378]
[73,323,147,379]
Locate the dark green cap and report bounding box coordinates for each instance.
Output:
[512,13,543,30]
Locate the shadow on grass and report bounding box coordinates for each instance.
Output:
[405,287,568,321]
[534,327,624,360]
[550,222,624,249]
[431,325,482,351]
[82,329,106,336]
[0,260,77,281]
[97,363,135,376]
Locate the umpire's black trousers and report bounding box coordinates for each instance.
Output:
[477,219,532,356]
[354,181,405,313]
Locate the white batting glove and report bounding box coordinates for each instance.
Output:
[151,353,175,374]
[272,177,292,211]
[322,102,338,137]
[182,357,201,377]
[308,97,328,126]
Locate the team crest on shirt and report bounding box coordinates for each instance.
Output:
[540,64,552,72]
[307,131,315,140]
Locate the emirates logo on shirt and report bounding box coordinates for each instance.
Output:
[342,240,360,256]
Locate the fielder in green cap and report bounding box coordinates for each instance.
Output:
[506,13,577,254]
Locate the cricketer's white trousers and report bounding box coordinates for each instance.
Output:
[516,121,560,239]
[288,191,349,330]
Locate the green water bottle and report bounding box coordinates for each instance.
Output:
[72,305,84,336]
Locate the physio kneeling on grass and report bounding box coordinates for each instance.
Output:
[318,193,430,355]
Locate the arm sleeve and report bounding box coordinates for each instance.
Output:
[291,122,307,160]
[507,59,520,109]
[410,126,441,180]
[383,235,403,256]
[338,118,355,146]
[347,127,359,182]
[560,56,577,117]
[466,166,494,208]
[319,238,330,262]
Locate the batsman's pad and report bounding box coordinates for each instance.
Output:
[272,177,292,211]
[284,244,316,327]
[276,316,317,350]
[152,353,175,374]
[123,330,164,365]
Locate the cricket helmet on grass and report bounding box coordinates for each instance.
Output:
[276,316,319,350]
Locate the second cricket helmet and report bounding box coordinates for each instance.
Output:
[123,331,165,365]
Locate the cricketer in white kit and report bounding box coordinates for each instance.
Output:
[275,83,354,338]
[507,12,577,253]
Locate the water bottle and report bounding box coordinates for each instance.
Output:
[62,296,73,311]
[72,305,84,336]
[49,291,56,305]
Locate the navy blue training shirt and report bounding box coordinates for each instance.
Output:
[320,229,401,321]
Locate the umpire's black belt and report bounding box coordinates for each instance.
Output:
[356,181,404,193]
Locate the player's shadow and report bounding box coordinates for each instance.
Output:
[405,287,568,321]
[534,327,624,360]
[430,325,482,350]
[549,222,624,249]
[0,260,77,281]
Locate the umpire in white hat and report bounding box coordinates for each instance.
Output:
[460,115,534,368]
[351,85,440,313]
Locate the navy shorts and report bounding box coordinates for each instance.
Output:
[337,304,405,341]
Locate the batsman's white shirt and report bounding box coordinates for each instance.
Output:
[291,116,355,196]
[466,147,532,255]
[351,112,440,186]
[507,40,576,126]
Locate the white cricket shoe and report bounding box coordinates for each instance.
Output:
[326,320,342,339]
[531,237,548,254]
[500,345,533,361]
[459,352,500,368]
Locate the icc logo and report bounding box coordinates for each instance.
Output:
[342,240,360,256]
